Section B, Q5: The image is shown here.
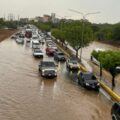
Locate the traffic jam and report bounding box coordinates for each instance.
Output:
[9,24,119,120]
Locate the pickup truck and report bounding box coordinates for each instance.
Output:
[39,61,57,78]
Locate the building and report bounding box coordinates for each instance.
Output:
[34,16,43,22]
[51,13,56,23]
[20,18,29,23]
[43,15,51,23]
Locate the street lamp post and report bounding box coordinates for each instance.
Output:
[69,9,100,62]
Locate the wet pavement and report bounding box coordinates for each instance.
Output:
[0,38,112,120]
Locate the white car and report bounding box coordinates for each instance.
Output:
[32,35,39,41]
[16,37,24,44]
[32,40,40,49]
[33,48,44,58]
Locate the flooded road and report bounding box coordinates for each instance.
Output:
[0,38,111,120]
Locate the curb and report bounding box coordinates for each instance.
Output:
[99,81,120,102]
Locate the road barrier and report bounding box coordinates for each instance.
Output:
[54,37,120,102]
[99,81,120,102]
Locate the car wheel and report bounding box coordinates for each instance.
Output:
[41,72,43,77]
[112,115,117,120]
[78,79,81,84]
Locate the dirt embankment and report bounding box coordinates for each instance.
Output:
[0,29,17,42]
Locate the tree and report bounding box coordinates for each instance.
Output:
[51,21,93,57]
[112,24,120,41]
[92,50,120,87]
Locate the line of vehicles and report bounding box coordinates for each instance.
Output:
[11,25,100,91]
[11,25,119,120]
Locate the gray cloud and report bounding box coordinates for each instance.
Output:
[0,0,120,23]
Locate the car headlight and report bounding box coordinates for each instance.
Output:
[42,70,45,73]
[86,83,90,86]
[97,83,100,86]
[55,70,57,73]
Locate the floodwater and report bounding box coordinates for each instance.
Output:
[81,41,120,61]
[0,38,112,120]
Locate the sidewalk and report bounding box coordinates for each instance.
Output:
[90,62,120,96]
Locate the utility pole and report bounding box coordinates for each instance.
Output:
[69,9,100,62]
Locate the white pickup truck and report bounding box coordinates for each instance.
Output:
[33,48,44,58]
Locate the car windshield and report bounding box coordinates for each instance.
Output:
[34,49,42,53]
[19,35,24,38]
[83,73,96,80]
[58,53,64,56]
[42,62,55,68]
[33,37,38,39]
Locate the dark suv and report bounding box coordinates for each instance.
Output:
[39,61,57,78]
[77,72,100,91]
[54,51,66,61]
[111,102,120,120]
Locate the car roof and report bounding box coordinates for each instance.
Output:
[69,56,79,61]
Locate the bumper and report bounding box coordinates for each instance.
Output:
[85,85,100,90]
[33,53,43,57]
[42,73,57,78]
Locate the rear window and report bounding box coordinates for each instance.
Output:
[83,73,96,80]
[58,53,64,55]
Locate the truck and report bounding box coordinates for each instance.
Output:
[25,29,32,39]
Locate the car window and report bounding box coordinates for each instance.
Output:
[83,74,95,80]
[113,103,119,111]
[70,60,78,64]
[58,53,64,55]
[35,49,41,52]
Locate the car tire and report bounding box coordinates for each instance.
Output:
[112,115,117,120]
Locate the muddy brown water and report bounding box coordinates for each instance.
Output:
[0,39,112,120]
[81,41,120,61]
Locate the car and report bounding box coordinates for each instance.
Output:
[111,102,120,120]
[66,56,80,70]
[47,42,57,50]
[39,61,57,78]
[32,35,39,41]
[54,51,66,61]
[77,72,100,91]
[32,40,40,49]
[16,36,24,44]
[46,47,56,56]
[33,48,43,58]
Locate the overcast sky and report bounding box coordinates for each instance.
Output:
[0,0,120,23]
